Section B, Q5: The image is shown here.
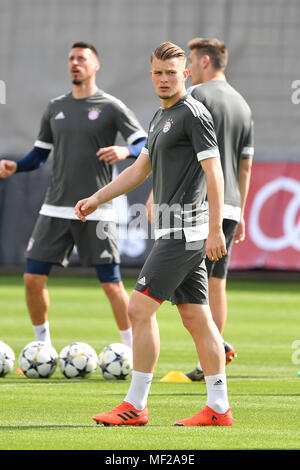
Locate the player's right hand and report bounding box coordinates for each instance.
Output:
[205,228,227,262]
[234,218,246,243]
[97,146,130,164]
[0,159,17,178]
[74,196,99,222]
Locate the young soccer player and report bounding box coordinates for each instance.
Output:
[146,38,254,380]
[75,42,233,426]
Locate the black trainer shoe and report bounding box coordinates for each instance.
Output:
[186,341,237,381]
[185,367,205,382]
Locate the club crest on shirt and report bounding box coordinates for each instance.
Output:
[88,107,101,120]
[163,118,173,133]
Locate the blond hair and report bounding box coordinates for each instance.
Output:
[151,42,186,64]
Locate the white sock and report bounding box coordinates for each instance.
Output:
[119,327,133,349]
[32,321,51,346]
[124,370,153,410]
[205,373,229,414]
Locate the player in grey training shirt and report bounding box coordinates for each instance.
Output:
[0,42,147,351]
[75,42,233,427]
[145,92,218,240]
[185,38,254,380]
[37,89,146,213]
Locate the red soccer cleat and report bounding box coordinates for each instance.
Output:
[224,342,237,365]
[174,405,233,426]
[92,401,149,426]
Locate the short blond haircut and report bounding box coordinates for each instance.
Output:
[151,42,186,64]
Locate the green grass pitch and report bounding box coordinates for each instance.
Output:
[0,274,299,450]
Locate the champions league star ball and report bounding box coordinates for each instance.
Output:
[19,341,58,378]
[0,340,15,377]
[59,342,98,379]
[99,343,133,380]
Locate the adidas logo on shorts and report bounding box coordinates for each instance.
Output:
[54,111,65,120]
[99,250,112,260]
[137,276,146,286]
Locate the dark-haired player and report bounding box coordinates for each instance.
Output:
[75,42,233,427]
[0,42,147,350]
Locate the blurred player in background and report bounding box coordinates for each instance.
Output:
[75,42,233,427]
[146,38,254,381]
[0,42,147,350]
[186,38,254,380]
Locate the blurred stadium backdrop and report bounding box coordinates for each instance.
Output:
[0,0,300,271]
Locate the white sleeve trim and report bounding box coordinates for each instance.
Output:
[197,148,220,161]
[34,140,53,150]
[141,147,149,155]
[127,130,147,145]
[241,146,254,156]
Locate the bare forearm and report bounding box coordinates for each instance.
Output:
[205,160,224,231]
[75,153,152,222]
[239,158,253,216]
[94,168,139,205]
[94,155,151,206]
[201,157,226,261]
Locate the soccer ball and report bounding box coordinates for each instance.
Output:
[99,343,133,380]
[59,342,98,378]
[19,341,58,378]
[0,340,15,377]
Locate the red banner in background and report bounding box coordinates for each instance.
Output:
[230,162,300,271]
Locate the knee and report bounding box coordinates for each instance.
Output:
[102,281,119,296]
[128,299,140,325]
[177,304,195,332]
[24,273,47,293]
[178,303,211,335]
[181,313,197,333]
[102,281,128,299]
[127,293,153,326]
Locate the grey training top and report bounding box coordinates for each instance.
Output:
[35,89,147,220]
[189,80,254,220]
[142,94,220,241]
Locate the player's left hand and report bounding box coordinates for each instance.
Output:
[205,229,227,262]
[97,146,130,164]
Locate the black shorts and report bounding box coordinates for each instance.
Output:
[205,218,238,279]
[25,215,120,267]
[135,234,208,305]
